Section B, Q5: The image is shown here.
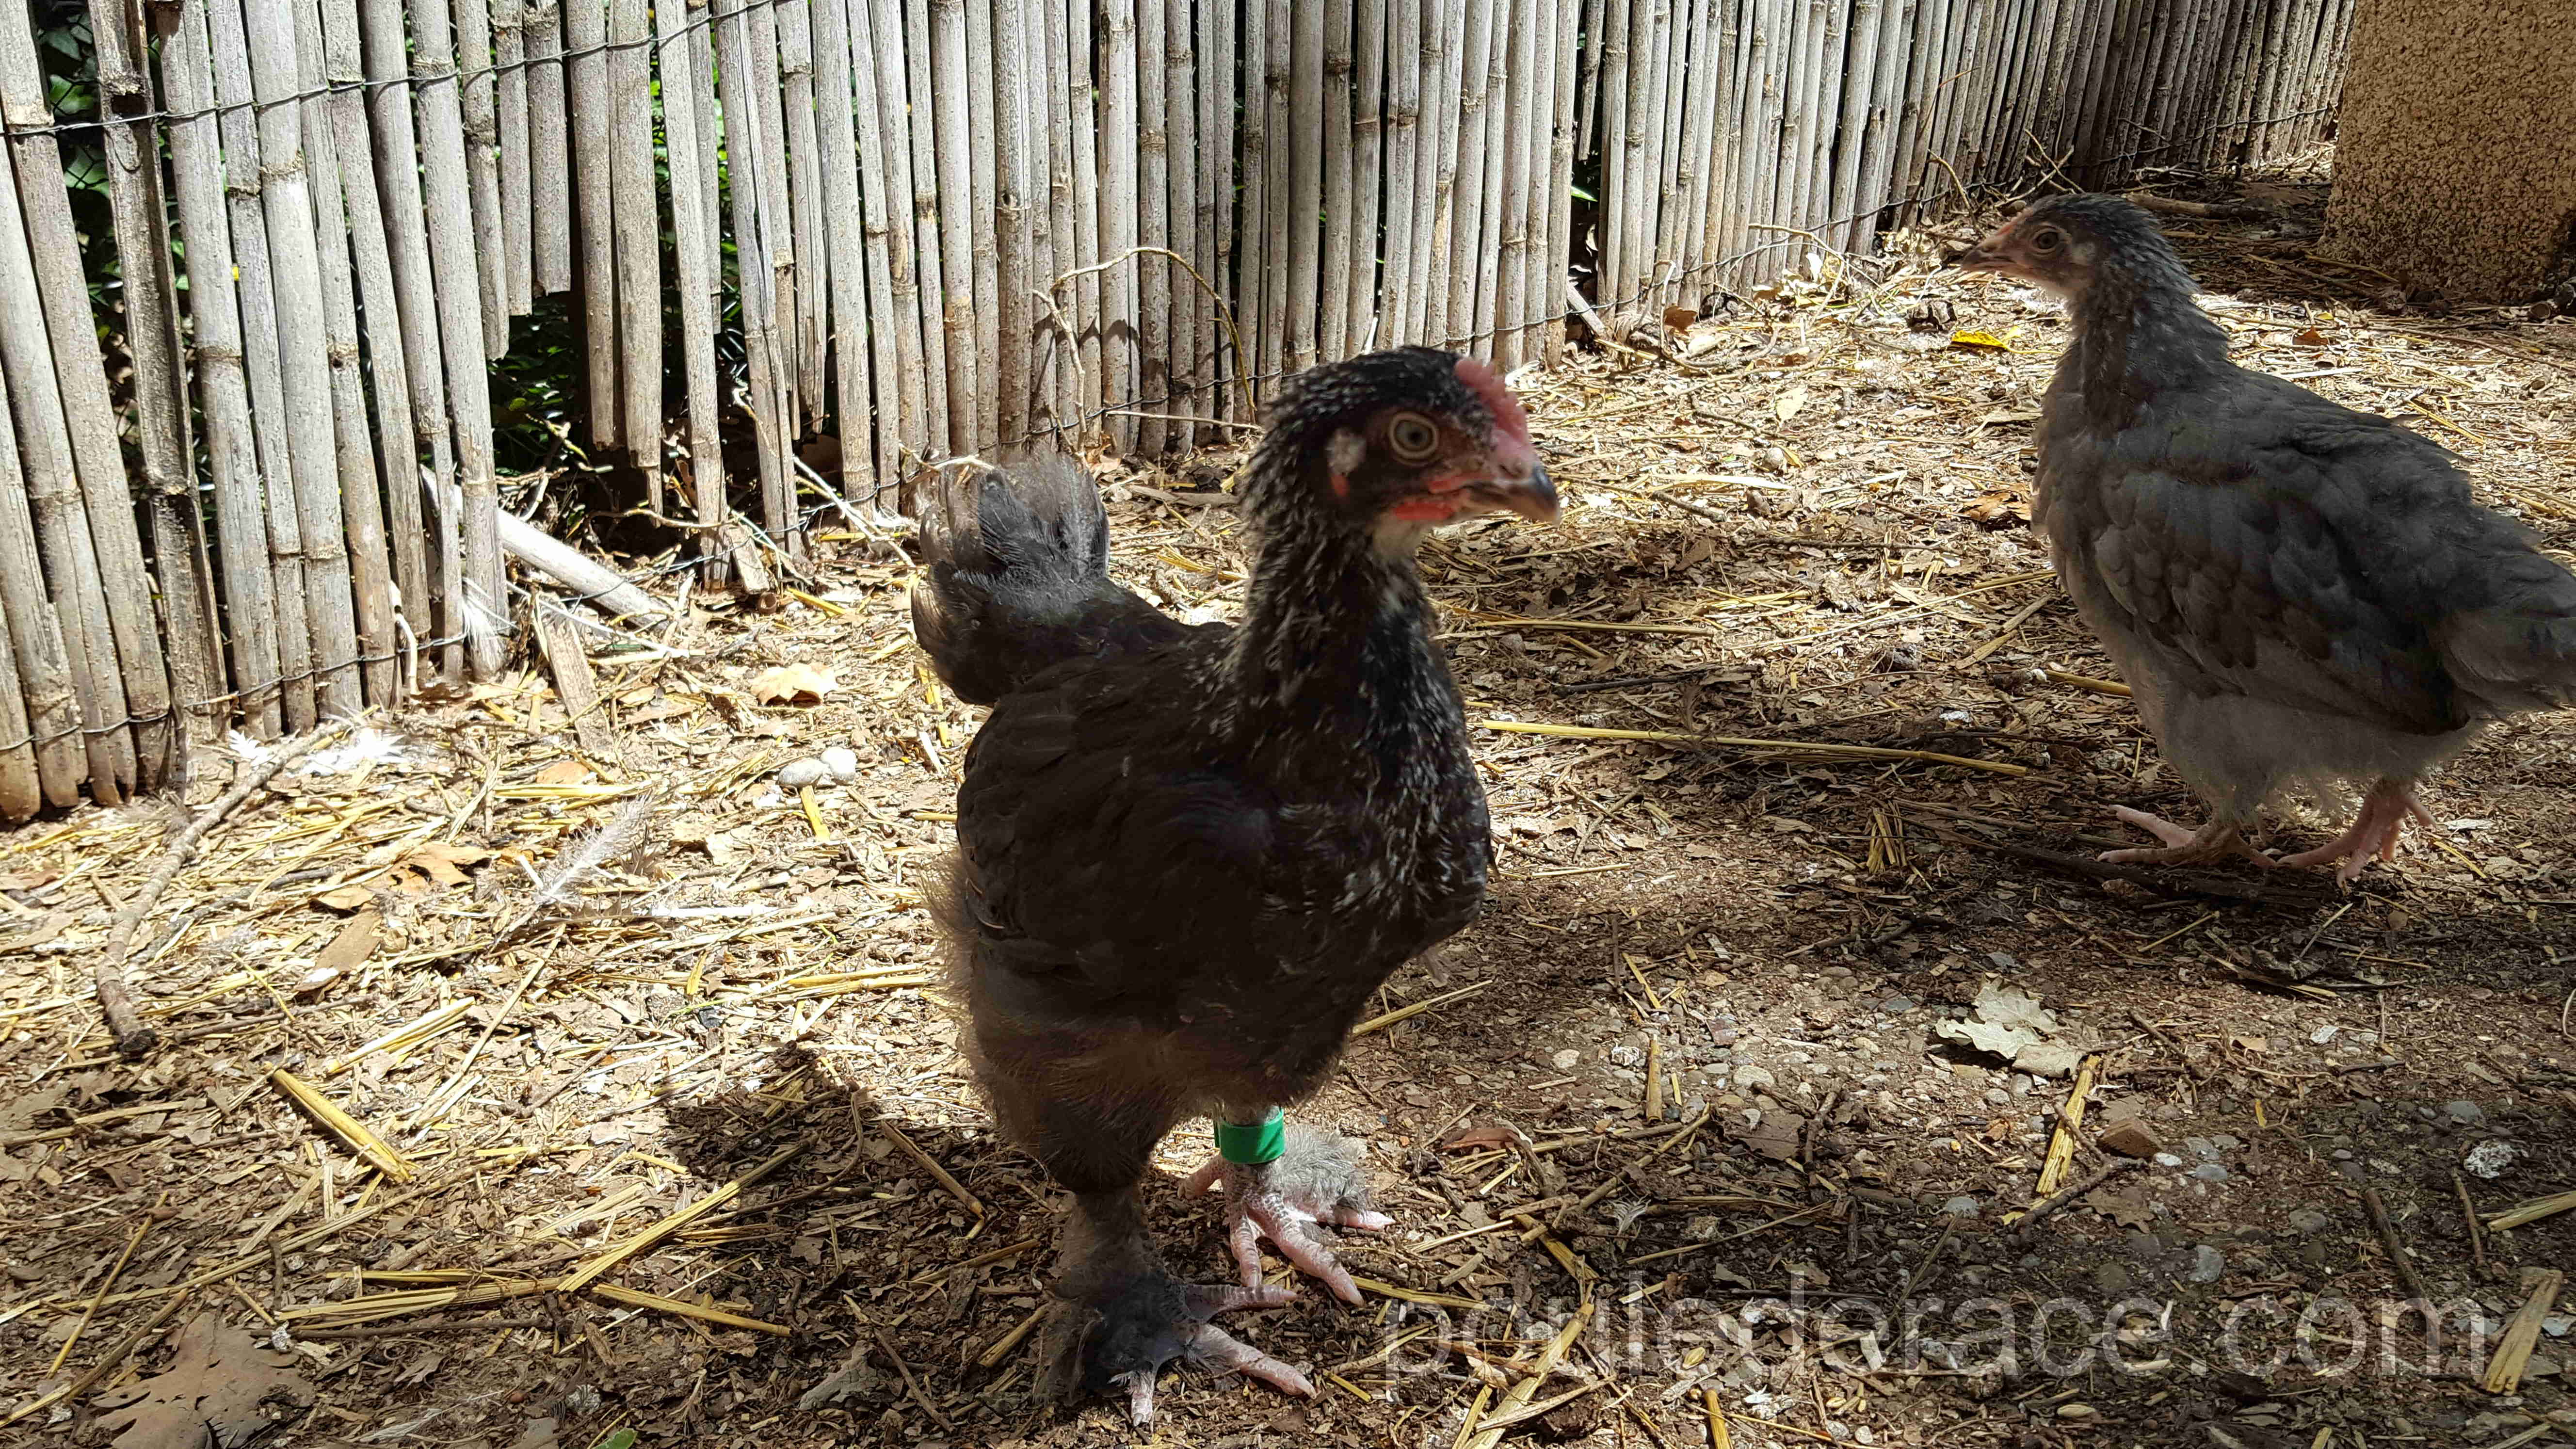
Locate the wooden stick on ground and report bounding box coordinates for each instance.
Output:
[2362,1186,2432,1304]
[95,716,358,1057]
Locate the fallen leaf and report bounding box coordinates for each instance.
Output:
[2087,1187,2155,1229]
[313,884,375,912]
[1772,385,1810,423]
[402,842,490,888]
[750,664,838,705]
[533,759,593,785]
[2232,1035,2268,1053]
[97,1314,315,1449]
[1963,492,2029,528]
[1948,329,2010,352]
[1937,1017,2041,1060]
[1662,305,1699,330]
[1741,1111,1807,1162]
[0,868,59,891]
[299,911,380,995]
[2293,327,2330,346]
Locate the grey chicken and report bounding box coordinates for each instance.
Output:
[908,348,1556,1421]
[1955,193,2576,880]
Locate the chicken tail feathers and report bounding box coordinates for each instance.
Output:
[909,451,1185,704]
[2437,552,2576,717]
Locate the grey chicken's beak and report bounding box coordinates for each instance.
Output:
[1948,234,2013,274]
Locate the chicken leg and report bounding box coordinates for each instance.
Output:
[2274,778,2433,884]
[1181,1123,1393,1304]
[2098,807,2276,869]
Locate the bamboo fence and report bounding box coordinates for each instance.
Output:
[0,0,2353,819]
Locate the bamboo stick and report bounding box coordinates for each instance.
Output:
[1708,0,1749,265]
[1236,0,1272,376]
[1023,0,1058,436]
[1673,0,1718,283]
[1420,0,1465,346]
[820,0,899,500]
[1284,0,1324,373]
[494,0,532,313]
[1347,0,1387,354]
[1468,0,1511,353]
[410,0,507,678]
[1204,0,1236,417]
[1062,0,1099,434]
[563,0,618,448]
[1259,0,1291,381]
[1320,0,1358,365]
[746,0,804,437]
[1004,0,1046,449]
[359,0,462,672]
[206,0,317,729]
[1037,0,1074,436]
[244,0,363,717]
[1494,0,1534,368]
[0,434,40,814]
[1577,0,1606,162]
[321,0,425,689]
[1828,0,1883,244]
[775,0,828,435]
[87,0,223,740]
[1851,0,1914,250]
[1647,0,1688,302]
[1100,0,1139,445]
[1543,0,1577,359]
[692,12,720,289]
[1886,0,1940,219]
[959,0,997,446]
[1780,0,1827,247]
[654,0,726,562]
[0,0,172,775]
[1165,0,1200,444]
[868,0,934,458]
[714,0,795,544]
[1380,0,1421,347]
[287,0,398,708]
[0,341,80,806]
[1057,0,1097,446]
[1594,0,1634,309]
[453,0,511,353]
[1922,0,1976,208]
[892,0,951,448]
[161,0,283,741]
[526,0,570,294]
[930,0,980,451]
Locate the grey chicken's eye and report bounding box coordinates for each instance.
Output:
[2031,227,2065,254]
[1387,412,1440,461]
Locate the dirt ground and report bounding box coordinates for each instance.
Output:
[5,177,2576,1449]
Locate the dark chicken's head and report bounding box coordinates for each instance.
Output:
[1950,193,2186,303]
[1247,347,1559,552]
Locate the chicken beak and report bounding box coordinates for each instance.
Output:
[1948,233,2013,274]
[1469,450,1559,524]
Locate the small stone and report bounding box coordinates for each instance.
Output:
[1880,995,1916,1014]
[2099,1122,2162,1158]
[775,757,833,787]
[2013,1041,2083,1079]
[1552,1049,1581,1070]
[821,746,861,781]
[2056,1404,2097,1420]
[2187,1245,2226,1283]
[1735,1065,1776,1090]
[1941,1196,1980,1219]
[1984,1088,2012,1107]
[2465,1141,2521,1179]
[2093,1264,2132,1296]
[2154,1152,2184,1168]
[2287,1208,2333,1235]
[2190,1163,2231,1184]
[2447,1100,2489,1127]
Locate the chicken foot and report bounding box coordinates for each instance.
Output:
[2098,807,2276,869]
[2275,778,2433,884]
[1182,1122,1393,1305]
[1039,1186,1311,1426]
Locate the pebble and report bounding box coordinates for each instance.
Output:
[1551,1049,1581,1070]
[2287,1208,2333,1234]
[2093,1264,2132,1296]
[775,757,834,787]
[1941,1196,1980,1219]
[1735,1065,1777,1090]
[2447,1100,2489,1127]
[2187,1245,2226,1283]
[2465,1141,2521,1179]
[1881,995,1916,1014]
[2190,1164,2231,1184]
[2153,1153,2185,1168]
[821,746,861,781]
[1984,1088,2011,1106]
[2056,1404,2097,1421]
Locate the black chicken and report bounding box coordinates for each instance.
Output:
[909,348,1557,1421]
[1956,194,2576,880]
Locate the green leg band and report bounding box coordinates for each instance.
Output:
[1214,1106,1286,1165]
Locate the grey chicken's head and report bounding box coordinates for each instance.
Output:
[1950,193,2193,303]
[1245,346,1559,553]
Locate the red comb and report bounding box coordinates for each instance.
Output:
[1453,357,1530,445]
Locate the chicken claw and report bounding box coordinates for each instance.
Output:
[2099,807,2275,869]
[1043,1253,1309,1426]
[2274,781,2433,884]
[1183,1124,1391,1304]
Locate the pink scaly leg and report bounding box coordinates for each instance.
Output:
[2099,806,2277,869]
[2275,779,2433,884]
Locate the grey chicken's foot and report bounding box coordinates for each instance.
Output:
[1040,1189,1311,1426]
[2098,807,2276,869]
[1182,1122,1393,1304]
[2274,781,2433,884]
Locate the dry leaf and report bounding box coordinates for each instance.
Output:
[750,664,838,705]
[1948,329,2010,352]
[2293,327,2330,346]
[402,842,490,888]
[1772,385,1810,423]
[97,1314,315,1449]
[2232,1035,2268,1053]
[533,759,593,786]
[1662,305,1699,330]
[1963,492,2030,528]
[313,884,375,912]
[299,911,380,995]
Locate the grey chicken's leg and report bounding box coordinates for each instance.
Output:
[2099,806,2275,869]
[2274,778,2433,884]
[1181,1123,1392,1304]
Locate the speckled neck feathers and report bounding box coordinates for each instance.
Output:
[2057,223,2233,430]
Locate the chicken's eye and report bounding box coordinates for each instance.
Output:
[1386,412,1440,462]
[2031,227,2065,254]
